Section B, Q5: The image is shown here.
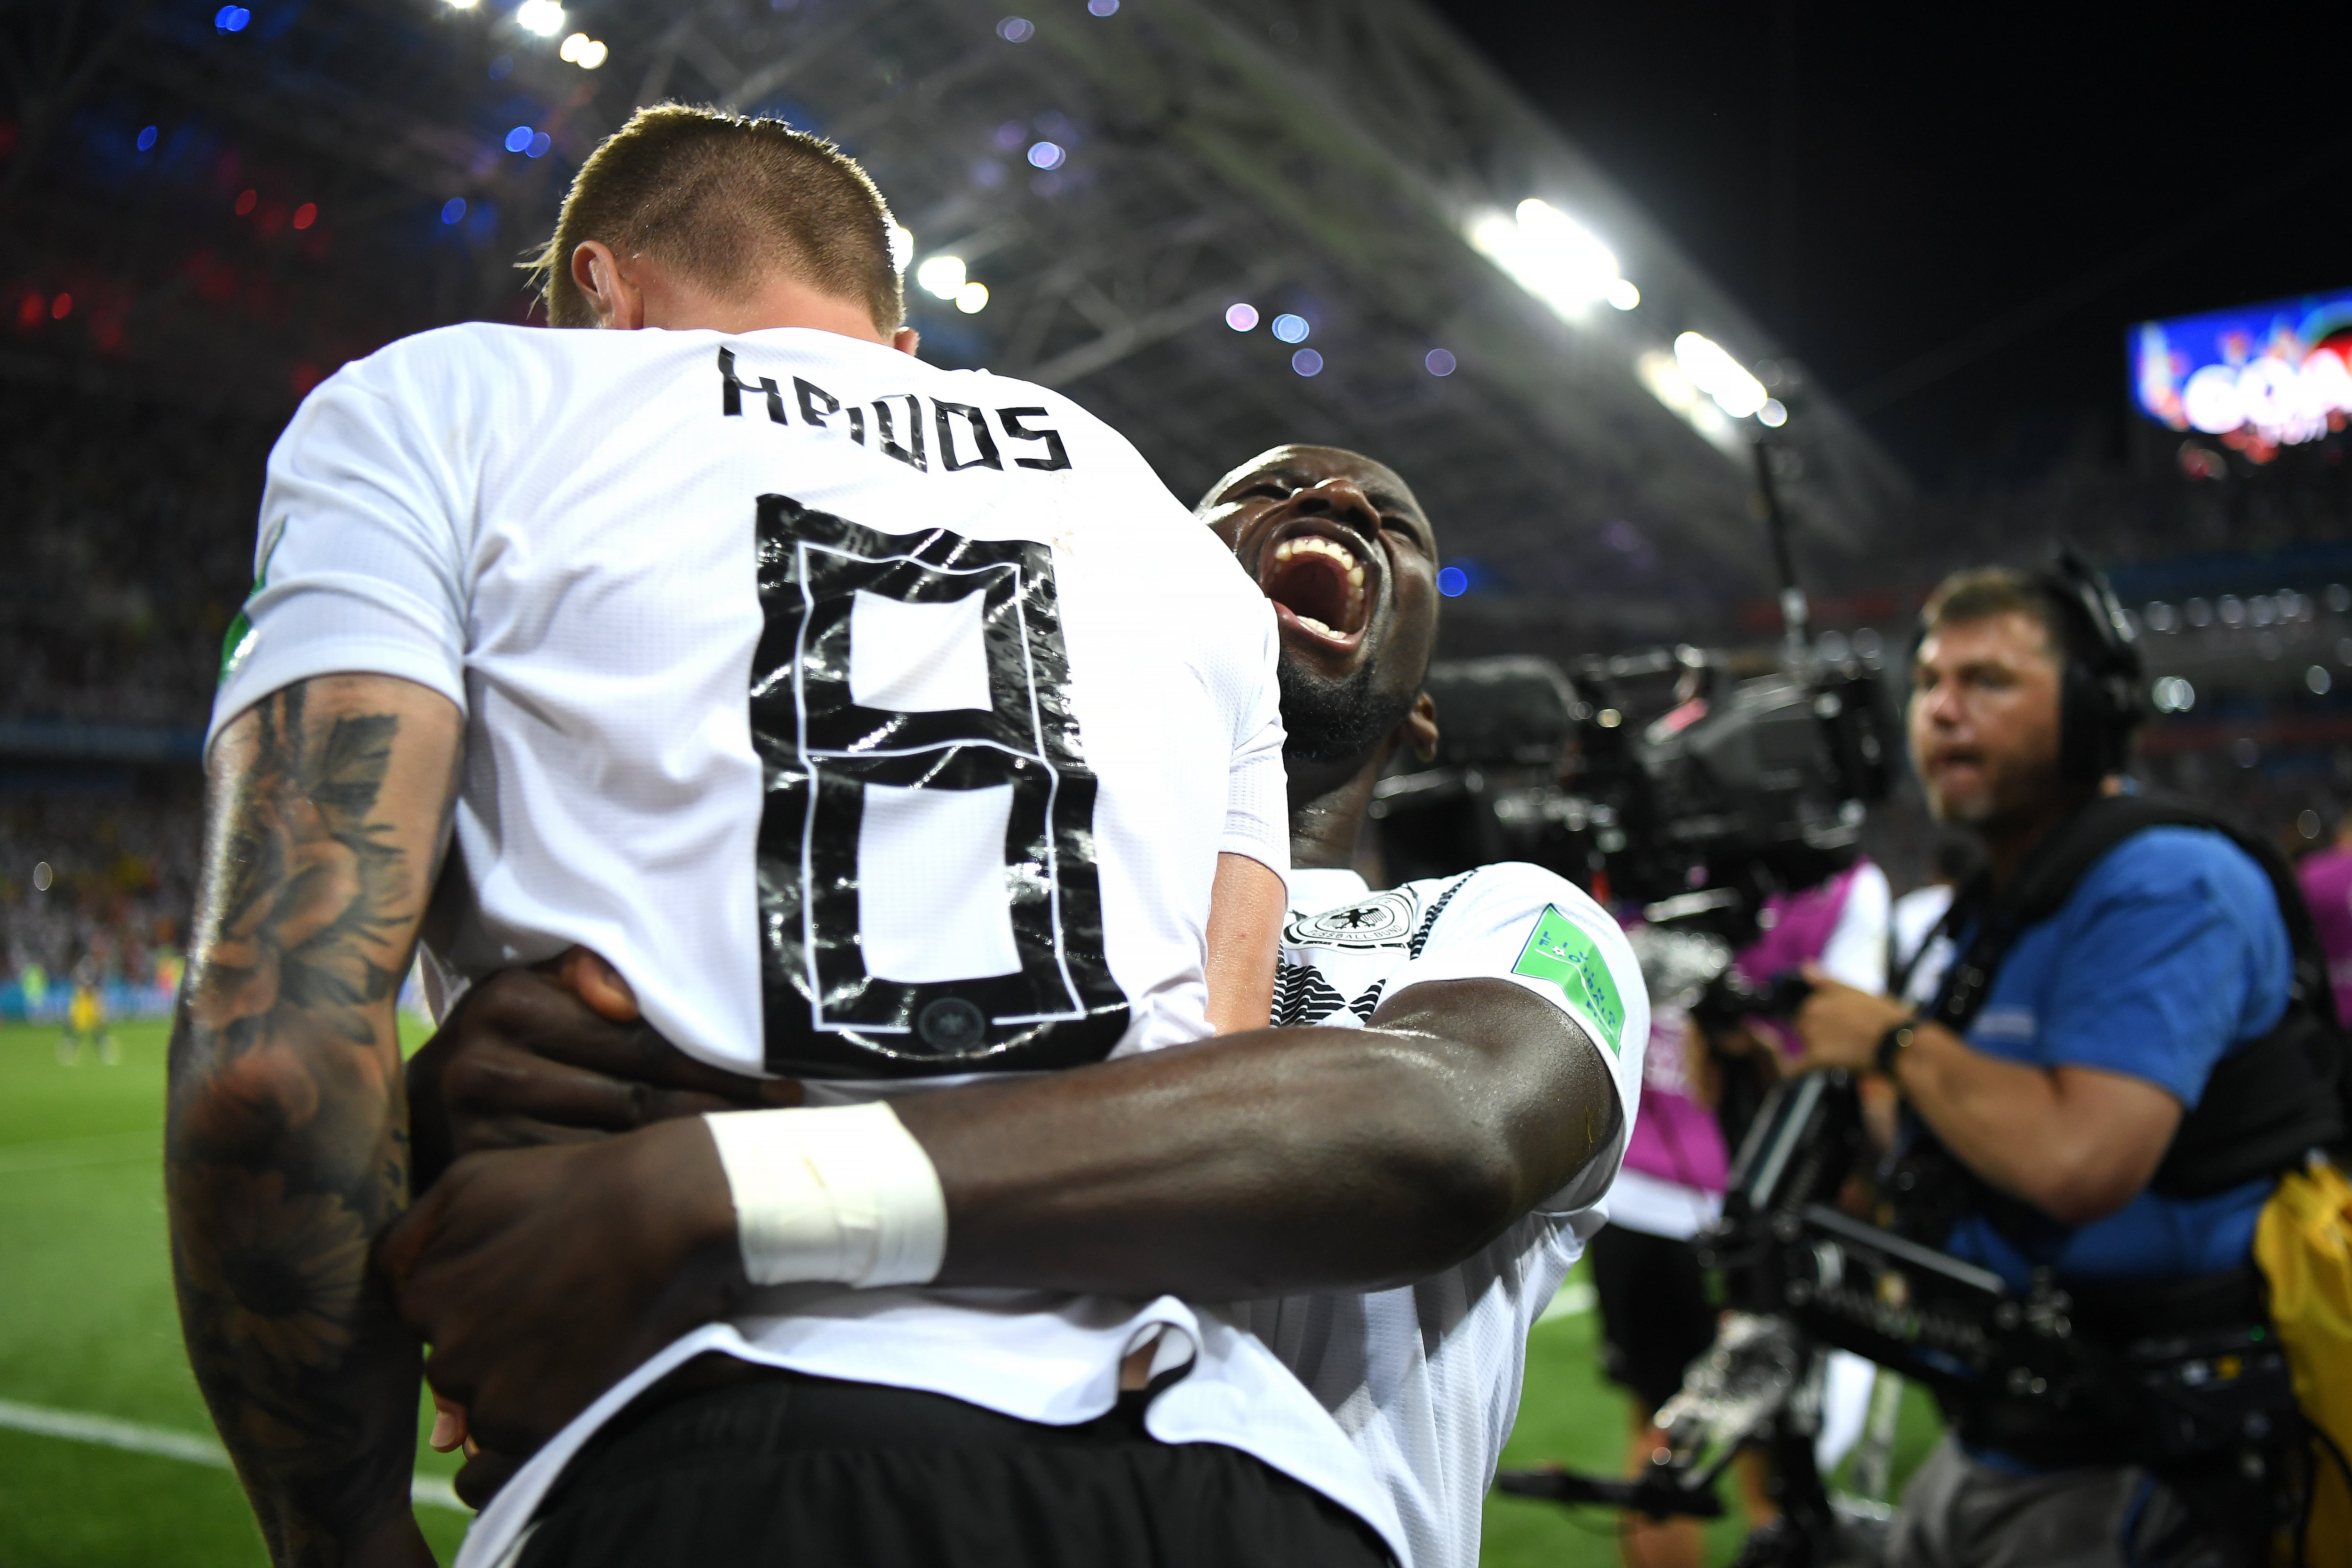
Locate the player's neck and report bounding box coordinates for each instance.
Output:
[1287,749,1384,871]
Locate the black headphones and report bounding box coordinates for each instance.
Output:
[1911,548,2144,786]
[2041,548,2144,785]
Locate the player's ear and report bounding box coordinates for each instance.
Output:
[1403,691,1438,764]
[571,241,643,331]
[891,326,921,357]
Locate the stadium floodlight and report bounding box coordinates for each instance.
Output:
[1466,199,1637,321]
[955,282,990,314]
[1673,332,1770,419]
[558,32,607,67]
[444,0,480,8]
[886,224,914,274]
[915,255,967,300]
[515,0,565,38]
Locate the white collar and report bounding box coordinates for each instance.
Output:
[1283,866,1372,915]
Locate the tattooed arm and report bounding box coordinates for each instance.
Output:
[167,675,463,1568]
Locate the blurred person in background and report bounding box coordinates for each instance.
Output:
[1793,564,2309,1568]
[1597,859,1887,1568]
[2295,813,2352,1024]
[59,954,119,1066]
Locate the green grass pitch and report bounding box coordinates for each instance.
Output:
[0,1018,1938,1565]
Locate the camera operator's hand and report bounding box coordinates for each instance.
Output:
[406,948,801,1192]
[1789,963,1915,1074]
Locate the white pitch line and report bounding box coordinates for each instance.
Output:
[0,1398,468,1512]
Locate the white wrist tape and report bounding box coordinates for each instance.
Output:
[702,1102,948,1289]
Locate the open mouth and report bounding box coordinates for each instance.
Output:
[1260,530,1370,646]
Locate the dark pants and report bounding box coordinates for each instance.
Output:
[1588,1222,1719,1416]
[517,1366,1393,1568]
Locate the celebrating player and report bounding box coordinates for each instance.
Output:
[400,442,1649,1568]
[167,104,1290,1568]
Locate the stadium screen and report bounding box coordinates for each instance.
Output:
[2130,287,2352,459]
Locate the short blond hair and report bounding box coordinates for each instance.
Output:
[528,103,904,331]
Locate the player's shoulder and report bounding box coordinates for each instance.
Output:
[1417,860,1607,934]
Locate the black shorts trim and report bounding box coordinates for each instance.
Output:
[519,1367,1394,1568]
[1588,1222,1720,1416]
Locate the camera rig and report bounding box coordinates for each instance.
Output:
[1371,646,1892,947]
[1494,1057,2305,1565]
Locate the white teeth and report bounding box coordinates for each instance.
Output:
[1271,535,1359,567]
[1269,534,1367,637]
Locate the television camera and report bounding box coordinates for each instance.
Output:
[1371,643,1892,946]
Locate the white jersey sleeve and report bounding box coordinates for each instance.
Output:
[1219,601,1288,876]
[210,350,475,744]
[1382,863,1647,1214]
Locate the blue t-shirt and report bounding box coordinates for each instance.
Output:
[1940,826,2290,1289]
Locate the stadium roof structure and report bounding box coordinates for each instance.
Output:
[5,0,1911,658]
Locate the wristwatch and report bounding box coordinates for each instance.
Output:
[1874,1018,1921,1077]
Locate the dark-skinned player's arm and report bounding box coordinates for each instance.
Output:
[908,972,1619,1297]
[382,964,1620,1459]
[166,674,461,1568]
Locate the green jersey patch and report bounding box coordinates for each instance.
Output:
[1510,905,1625,1058]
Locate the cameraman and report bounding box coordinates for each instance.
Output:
[1790,566,2292,1567]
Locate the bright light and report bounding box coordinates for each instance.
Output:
[1635,347,1741,455]
[527,131,552,159]
[1270,313,1309,343]
[214,6,250,32]
[1437,566,1468,597]
[559,32,606,66]
[445,0,479,8]
[1027,140,1065,170]
[997,16,1035,41]
[515,0,565,38]
[1224,302,1259,331]
[1466,199,1636,321]
[505,125,534,153]
[1757,398,1788,427]
[1674,332,1770,419]
[2151,676,2196,713]
[886,223,914,274]
[1292,348,1323,377]
[1425,348,1456,377]
[915,255,967,300]
[955,281,990,314]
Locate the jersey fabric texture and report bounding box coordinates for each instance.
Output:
[1230,863,1648,1568]
[207,322,1323,1568]
[1940,827,2292,1290]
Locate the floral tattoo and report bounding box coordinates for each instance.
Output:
[167,681,450,1567]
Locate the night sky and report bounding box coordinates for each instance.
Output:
[1427,2,2352,487]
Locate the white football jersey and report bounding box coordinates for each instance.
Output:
[210,322,1288,1075]
[1232,864,1648,1568]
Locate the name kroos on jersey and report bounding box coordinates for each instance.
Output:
[717,347,1073,475]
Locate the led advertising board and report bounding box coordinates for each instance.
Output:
[2130,287,2352,460]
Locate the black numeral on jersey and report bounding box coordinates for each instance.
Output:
[749,493,1129,1077]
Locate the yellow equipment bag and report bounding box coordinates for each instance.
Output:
[2254,1157,2352,1565]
